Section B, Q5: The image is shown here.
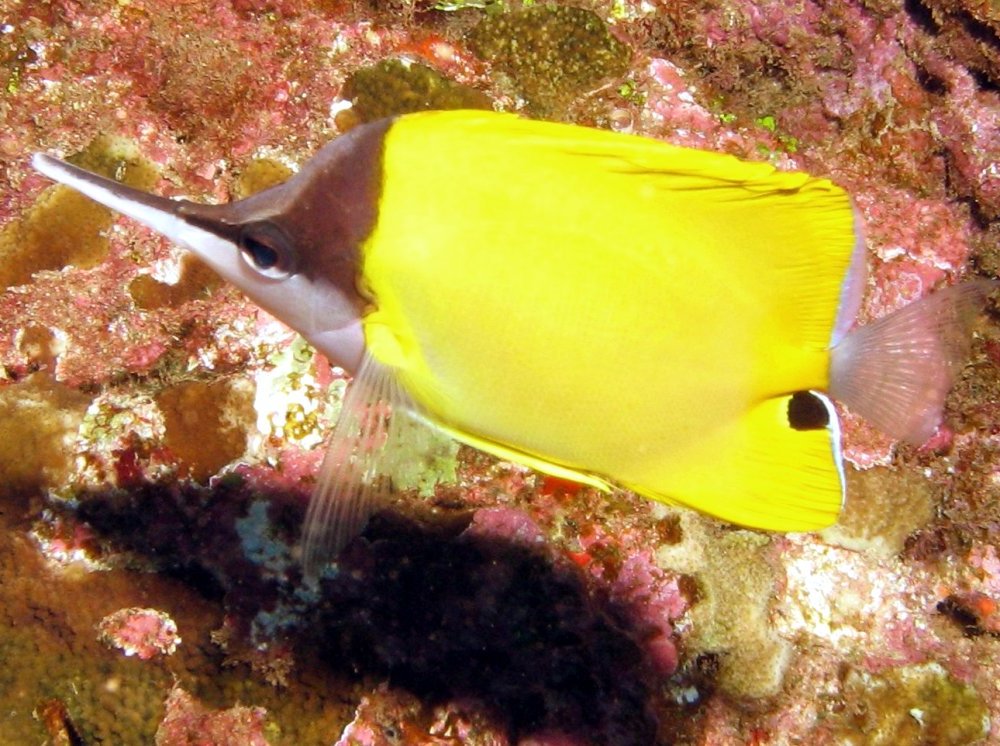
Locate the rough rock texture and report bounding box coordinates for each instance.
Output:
[1,0,999,743]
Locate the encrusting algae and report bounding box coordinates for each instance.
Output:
[467,5,631,116]
[2,0,1000,743]
[0,373,91,501]
[341,58,493,123]
[0,137,158,290]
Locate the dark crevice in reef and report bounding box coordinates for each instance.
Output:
[73,484,672,745]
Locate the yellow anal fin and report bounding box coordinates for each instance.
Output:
[629,393,844,532]
[435,423,615,493]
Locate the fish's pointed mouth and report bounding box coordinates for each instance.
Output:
[32,152,251,279]
[33,153,197,237]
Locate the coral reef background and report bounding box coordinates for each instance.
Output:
[0,0,999,743]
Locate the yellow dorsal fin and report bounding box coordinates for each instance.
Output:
[627,392,844,531]
[383,110,858,364]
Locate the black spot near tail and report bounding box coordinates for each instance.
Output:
[787,391,829,430]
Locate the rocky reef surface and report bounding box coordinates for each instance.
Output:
[1,0,999,742]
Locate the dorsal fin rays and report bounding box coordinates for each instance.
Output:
[301,352,427,580]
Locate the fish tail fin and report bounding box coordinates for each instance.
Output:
[829,279,997,444]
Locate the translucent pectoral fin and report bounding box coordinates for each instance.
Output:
[300,352,449,580]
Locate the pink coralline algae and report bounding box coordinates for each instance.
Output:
[97,607,181,660]
[2,0,1000,742]
[335,684,510,746]
[605,551,686,676]
[575,527,688,677]
[969,544,1000,597]
[463,505,547,547]
[155,686,271,746]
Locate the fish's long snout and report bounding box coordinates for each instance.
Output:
[31,152,252,294]
[32,152,367,373]
[31,153,217,253]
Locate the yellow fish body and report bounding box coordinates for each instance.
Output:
[362,112,855,531]
[32,110,995,577]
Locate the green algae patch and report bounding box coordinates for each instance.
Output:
[342,58,492,123]
[129,255,223,311]
[155,377,255,482]
[232,157,294,199]
[1,136,158,289]
[0,372,91,500]
[380,409,460,497]
[838,663,989,745]
[822,465,936,558]
[0,36,37,95]
[467,5,630,116]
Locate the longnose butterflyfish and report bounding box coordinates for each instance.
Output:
[33,109,996,579]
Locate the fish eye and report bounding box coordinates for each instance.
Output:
[238,223,295,279]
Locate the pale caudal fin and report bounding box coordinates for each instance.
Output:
[829,279,997,444]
